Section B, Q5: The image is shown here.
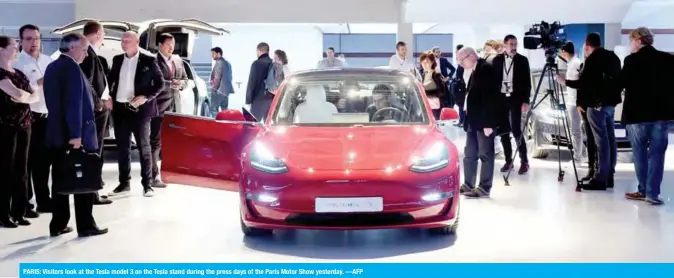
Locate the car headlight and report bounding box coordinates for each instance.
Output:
[249,142,288,174]
[410,142,450,173]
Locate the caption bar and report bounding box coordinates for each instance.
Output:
[19,263,674,278]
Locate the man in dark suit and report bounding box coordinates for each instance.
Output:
[106,31,164,197]
[452,44,467,127]
[152,33,187,188]
[456,47,502,199]
[492,34,532,174]
[245,42,274,121]
[43,33,108,237]
[431,46,456,107]
[557,33,622,190]
[80,20,113,205]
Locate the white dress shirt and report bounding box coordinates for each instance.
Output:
[501,55,514,95]
[463,68,474,112]
[116,51,140,103]
[13,51,53,113]
[564,56,582,106]
[388,54,421,80]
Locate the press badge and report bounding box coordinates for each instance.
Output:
[503,81,512,93]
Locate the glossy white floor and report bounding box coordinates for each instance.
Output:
[1,126,673,276]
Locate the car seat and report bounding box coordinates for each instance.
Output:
[294,85,338,123]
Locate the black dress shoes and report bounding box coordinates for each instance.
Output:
[78,227,109,237]
[24,209,40,218]
[94,197,113,205]
[582,179,607,191]
[50,226,74,237]
[12,217,31,226]
[0,218,18,228]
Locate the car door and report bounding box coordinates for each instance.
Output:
[144,19,228,60]
[52,19,140,37]
[160,113,261,191]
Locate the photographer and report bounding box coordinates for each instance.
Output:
[557,33,622,191]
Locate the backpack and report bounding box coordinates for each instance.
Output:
[264,63,283,93]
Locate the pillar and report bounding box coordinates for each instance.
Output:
[603,23,623,51]
[397,0,414,60]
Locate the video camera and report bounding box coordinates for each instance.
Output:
[523,21,567,64]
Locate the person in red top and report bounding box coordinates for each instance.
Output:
[0,36,40,228]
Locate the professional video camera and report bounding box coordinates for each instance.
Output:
[523,21,567,64]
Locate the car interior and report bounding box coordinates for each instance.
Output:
[272,78,427,126]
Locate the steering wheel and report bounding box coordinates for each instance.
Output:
[372,107,406,122]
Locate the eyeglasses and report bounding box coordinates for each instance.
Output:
[457,53,474,64]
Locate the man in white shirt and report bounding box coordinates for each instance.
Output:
[13,24,53,217]
[388,41,421,80]
[560,42,585,163]
[317,47,344,69]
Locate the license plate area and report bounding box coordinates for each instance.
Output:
[315,197,384,213]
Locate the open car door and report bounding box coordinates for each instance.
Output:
[143,19,228,59]
[52,19,140,36]
[160,111,261,191]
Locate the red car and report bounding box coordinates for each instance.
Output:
[161,68,461,236]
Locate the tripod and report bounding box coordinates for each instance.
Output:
[502,59,583,191]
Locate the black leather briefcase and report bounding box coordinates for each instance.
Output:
[51,148,103,195]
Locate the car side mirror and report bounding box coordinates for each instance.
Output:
[439,108,459,121]
[215,109,245,122]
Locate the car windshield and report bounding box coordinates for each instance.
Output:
[270,74,429,126]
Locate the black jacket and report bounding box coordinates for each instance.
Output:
[492,52,532,104]
[452,65,467,104]
[108,52,165,119]
[464,58,502,131]
[80,46,108,112]
[566,48,622,108]
[246,53,274,120]
[419,68,448,106]
[619,45,674,124]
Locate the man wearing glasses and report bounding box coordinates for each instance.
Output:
[455,47,503,199]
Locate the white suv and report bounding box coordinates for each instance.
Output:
[50,19,227,147]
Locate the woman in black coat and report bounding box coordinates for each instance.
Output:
[419,51,449,120]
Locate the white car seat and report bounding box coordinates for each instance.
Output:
[294,86,338,123]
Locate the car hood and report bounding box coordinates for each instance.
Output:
[261,126,433,170]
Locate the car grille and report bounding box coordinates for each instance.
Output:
[284,212,415,227]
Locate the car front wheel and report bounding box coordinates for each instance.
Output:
[240,217,273,237]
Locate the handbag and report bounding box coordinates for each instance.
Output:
[51,148,103,195]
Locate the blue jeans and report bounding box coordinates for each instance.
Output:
[626,122,669,199]
[587,106,617,182]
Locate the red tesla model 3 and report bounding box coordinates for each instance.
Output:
[160,68,461,236]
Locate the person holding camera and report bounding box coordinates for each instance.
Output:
[620,27,674,205]
[559,42,587,165]
[557,33,622,191]
[493,34,532,175]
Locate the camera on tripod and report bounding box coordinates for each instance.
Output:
[523,21,567,64]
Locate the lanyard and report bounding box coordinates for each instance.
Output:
[504,56,514,77]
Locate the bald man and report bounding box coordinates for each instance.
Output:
[455,47,502,199]
[107,31,164,198]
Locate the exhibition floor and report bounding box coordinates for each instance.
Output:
[1,128,673,276]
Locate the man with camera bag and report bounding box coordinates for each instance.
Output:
[557,33,622,191]
[43,33,107,237]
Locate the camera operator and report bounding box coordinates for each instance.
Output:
[620,27,674,205]
[557,33,622,190]
[559,42,587,165]
[493,35,532,175]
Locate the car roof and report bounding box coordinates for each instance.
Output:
[290,67,413,79]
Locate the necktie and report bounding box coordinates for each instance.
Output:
[169,59,175,77]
